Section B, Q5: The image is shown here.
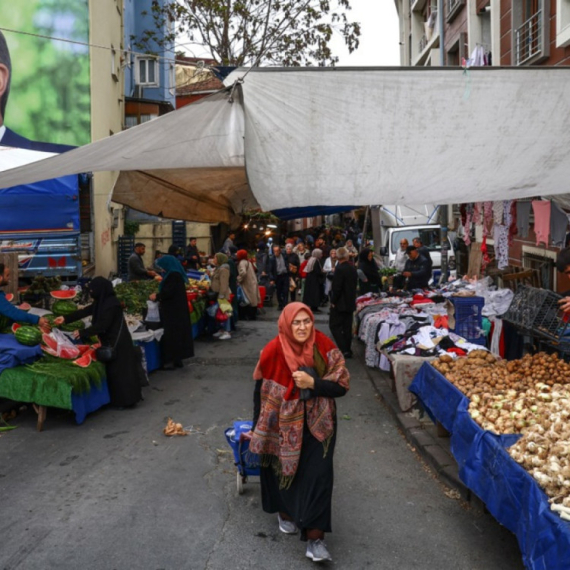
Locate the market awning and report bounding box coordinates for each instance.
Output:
[272,205,358,221]
[0,67,570,217]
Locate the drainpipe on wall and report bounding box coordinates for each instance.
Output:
[438,0,449,283]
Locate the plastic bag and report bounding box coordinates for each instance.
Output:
[146,300,160,322]
[206,302,219,318]
[43,328,80,360]
[216,308,229,322]
[237,286,250,307]
[219,298,233,315]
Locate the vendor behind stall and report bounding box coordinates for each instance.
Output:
[393,246,430,290]
[0,265,49,328]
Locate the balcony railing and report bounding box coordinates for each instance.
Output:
[447,0,461,12]
[446,0,465,22]
[515,10,542,65]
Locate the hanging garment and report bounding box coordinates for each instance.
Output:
[483,202,494,237]
[493,224,509,270]
[532,200,551,247]
[472,202,482,226]
[492,201,504,225]
[516,201,532,239]
[481,235,491,271]
[463,206,473,246]
[508,200,517,245]
[550,201,569,248]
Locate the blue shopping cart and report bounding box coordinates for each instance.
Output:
[224,420,260,494]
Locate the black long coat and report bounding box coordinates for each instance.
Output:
[157,272,194,364]
[330,261,358,313]
[66,305,142,407]
[303,260,324,309]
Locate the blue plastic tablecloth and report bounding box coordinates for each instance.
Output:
[410,362,570,570]
[71,380,111,424]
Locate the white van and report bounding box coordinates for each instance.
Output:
[371,205,455,278]
[378,224,455,272]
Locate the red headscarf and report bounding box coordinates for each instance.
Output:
[277,302,315,373]
[236,249,248,262]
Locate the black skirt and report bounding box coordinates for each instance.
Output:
[260,418,337,540]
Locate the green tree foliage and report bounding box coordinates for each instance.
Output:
[3,0,90,146]
[139,0,361,66]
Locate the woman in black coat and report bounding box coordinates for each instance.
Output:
[152,255,194,369]
[358,248,382,294]
[302,248,324,313]
[55,277,142,408]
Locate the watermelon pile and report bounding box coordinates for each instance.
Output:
[15,326,42,346]
[52,300,78,317]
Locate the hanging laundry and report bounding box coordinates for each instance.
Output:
[532,200,551,247]
[550,201,569,248]
[483,201,494,237]
[492,201,504,225]
[481,235,491,270]
[493,224,509,270]
[467,45,486,67]
[516,201,532,239]
[508,200,517,245]
[472,202,482,226]
[463,204,473,246]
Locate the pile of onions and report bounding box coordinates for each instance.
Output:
[508,386,570,517]
[433,351,570,516]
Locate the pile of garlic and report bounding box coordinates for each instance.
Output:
[507,385,570,517]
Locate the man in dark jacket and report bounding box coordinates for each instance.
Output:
[269,245,290,310]
[403,246,430,289]
[329,247,358,357]
[284,243,300,303]
[128,243,157,281]
[413,238,433,274]
[185,237,200,270]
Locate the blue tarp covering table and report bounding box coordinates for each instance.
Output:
[409,363,570,569]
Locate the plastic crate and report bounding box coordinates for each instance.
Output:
[450,295,486,345]
[502,285,570,342]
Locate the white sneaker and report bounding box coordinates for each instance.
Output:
[306,539,332,562]
[277,513,298,534]
[219,332,231,340]
[212,331,223,338]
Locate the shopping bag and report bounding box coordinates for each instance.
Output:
[146,300,160,322]
[206,302,219,318]
[237,286,250,307]
[216,308,229,322]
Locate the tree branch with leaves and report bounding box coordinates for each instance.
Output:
[139,0,360,67]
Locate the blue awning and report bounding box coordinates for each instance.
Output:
[273,205,356,221]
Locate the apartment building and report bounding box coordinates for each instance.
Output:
[395,0,570,67]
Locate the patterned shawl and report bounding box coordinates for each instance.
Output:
[250,327,350,488]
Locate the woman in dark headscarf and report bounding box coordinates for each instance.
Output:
[302,249,324,313]
[358,248,382,294]
[55,277,142,408]
[150,255,194,369]
[250,303,350,563]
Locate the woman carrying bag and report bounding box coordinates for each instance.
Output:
[236,249,260,321]
[54,277,142,409]
[210,253,232,340]
[302,249,324,313]
[150,255,194,370]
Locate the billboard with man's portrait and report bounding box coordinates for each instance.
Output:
[2,0,90,147]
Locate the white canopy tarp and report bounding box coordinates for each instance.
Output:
[0,67,569,217]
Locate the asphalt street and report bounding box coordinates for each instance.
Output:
[0,307,525,570]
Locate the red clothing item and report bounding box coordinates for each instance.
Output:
[299,260,309,278]
[446,348,467,357]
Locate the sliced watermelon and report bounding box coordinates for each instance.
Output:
[41,345,58,357]
[42,333,58,351]
[59,346,80,360]
[11,323,21,333]
[50,290,77,300]
[5,293,14,302]
[73,353,92,368]
[76,345,91,355]
[17,303,31,311]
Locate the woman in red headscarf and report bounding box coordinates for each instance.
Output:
[250,302,350,563]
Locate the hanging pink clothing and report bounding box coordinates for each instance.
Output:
[483,202,494,237]
[463,209,473,246]
[532,200,551,247]
[493,201,504,225]
[508,201,517,245]
[472,202,482,226]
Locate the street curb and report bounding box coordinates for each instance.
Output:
[356,344,486,511]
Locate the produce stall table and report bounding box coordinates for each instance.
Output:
[0,358,109,431]
[409,362,570,570]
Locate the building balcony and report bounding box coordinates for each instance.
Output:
[413,28,440,66]
[514,8,549,65]
[446,0,465,23]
